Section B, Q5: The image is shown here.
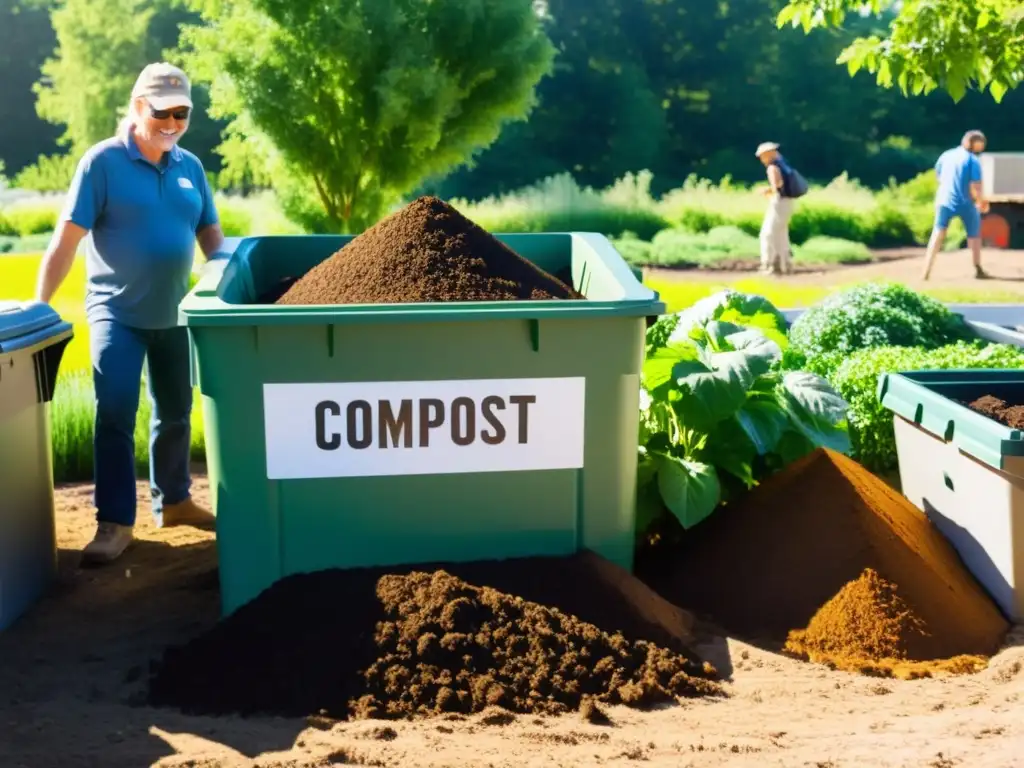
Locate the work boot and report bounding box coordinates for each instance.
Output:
[975,264,990,279]
[157,497,215,529]
[81,522,135,565]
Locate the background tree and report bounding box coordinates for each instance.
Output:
[777,0,1024,102]
[180,0,556,232]
[26,0,221,182]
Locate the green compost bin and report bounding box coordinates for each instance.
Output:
[0,301,73,631]
[179,232,665,616]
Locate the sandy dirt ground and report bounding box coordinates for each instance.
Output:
[2,475,1024,768]
[647,247,1024,299]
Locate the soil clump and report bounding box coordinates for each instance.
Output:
[274,196,583,305]
[146,553,722,720]
[965,394,1024,429]
[636,448,1009,679]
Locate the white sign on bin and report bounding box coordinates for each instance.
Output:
[263,377,586,479]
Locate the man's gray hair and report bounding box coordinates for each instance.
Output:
[962,129,986,146]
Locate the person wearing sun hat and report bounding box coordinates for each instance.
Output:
[34,62,227,565]
[754,141,800,276]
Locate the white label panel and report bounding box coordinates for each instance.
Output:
[263,377,586,479]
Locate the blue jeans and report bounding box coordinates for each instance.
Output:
[90,319,193,526]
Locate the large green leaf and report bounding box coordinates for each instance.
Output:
[783,371,849,424]
[780,371,852,453]
[736,398,790,455]
[774,429,817,465]
[697,416,758,487]
[722,327,781,375]
[703,320,748,350]
[635,451,664,536]
[654,453,722,529]
[643,341,700,396]
[671,349,753,432]
[719,292,787,328]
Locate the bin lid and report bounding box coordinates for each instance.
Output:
[0,300,66,350]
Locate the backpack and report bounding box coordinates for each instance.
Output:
[786,168,811,199]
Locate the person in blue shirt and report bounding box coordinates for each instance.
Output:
[34,62,227,564]
[921,130,990,280]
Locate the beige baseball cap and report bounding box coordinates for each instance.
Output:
[131,62,193,110]
[755,141,780,157]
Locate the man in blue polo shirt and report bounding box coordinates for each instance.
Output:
[921,130,990,280]
[35,62,227,564]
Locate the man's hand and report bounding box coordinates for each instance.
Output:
[978,199,991,214]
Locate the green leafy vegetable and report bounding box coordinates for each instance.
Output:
[786,282,975,377]
[637,291,850,536]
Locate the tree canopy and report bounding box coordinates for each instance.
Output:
[180,0,556,231]
[777,0,1024,102]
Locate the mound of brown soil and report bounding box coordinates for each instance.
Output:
[637,448,1009,677]
[965,394,1024,430]
[146,553,722,719]
[274,196,583,305]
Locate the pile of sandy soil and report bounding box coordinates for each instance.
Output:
[637,447,1010,678]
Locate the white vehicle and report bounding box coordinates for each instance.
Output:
[980,152,1024,249]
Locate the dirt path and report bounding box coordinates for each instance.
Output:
[647,247,1024,297]
[1,477,1022,767]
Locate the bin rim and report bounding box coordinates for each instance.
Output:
[179,231,666,327]
[877,369,1024,470]
[0,300,74,355]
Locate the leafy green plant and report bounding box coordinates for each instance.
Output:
[2,203,58,236]
[637,291,850,535]
[794,236,872,265]
[832,340,1024,472]
[610,232,653,266]
[786,282,975,377]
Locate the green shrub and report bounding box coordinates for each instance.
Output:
[863,203,917,247]
[215,198,254,236]
[789,202,869,245]
[703,225,760,254]
[787,283,976,377]
[794,236,872,265]
[0,210,16,237]
[0,233,54,254]
[832,341,1024,472]
[673,207,728,233]
[3,203,59,236]
[610,232,653,266]
[648,225,759,268]
[456,173,669,240]
[12,153,77,193]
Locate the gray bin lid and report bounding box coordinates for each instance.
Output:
[0,300,67,353]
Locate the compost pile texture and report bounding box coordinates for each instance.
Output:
[637,448,1009,679]
[274,196,583,305]
[965,395,1024,429]
[146,553,722,720]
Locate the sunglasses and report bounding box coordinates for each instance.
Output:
[148,104,191,121]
